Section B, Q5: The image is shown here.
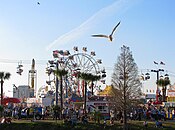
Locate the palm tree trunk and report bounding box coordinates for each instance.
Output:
[84,81,87,115]
[164,87,167,101]
[82,80,84,97]
[60,76,63,119]
[162,87,164,102]
[1,80,4,105]
[77,79,80,96]
[55,64,59,106]
[55,77,59,105]
[162,86,167,102]
[91,81,93,95]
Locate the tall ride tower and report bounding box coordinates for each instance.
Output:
[28,59,37,97]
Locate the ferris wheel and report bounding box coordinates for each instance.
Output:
[46,47,106,98]
[65,47,101,75]
[64,46,105,97]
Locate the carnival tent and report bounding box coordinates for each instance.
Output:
[97,85,116,96]
[2,98,20,105]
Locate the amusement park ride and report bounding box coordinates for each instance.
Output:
[28,59,37,97]
[14,59,37,99]
[13,47,106,108]
[141,61,169,105]
[16,61,23,75]
[45,46,106,107]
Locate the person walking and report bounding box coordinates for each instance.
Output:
[110,110,114,125]
[42,107,45,120]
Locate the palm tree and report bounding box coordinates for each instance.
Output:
[156,77,170,102]
[54,69,68,118]
[0,72,11,105]
[79,72,93,114]
[89,75,101,95]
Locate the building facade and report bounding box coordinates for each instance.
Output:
[13,85,34,98]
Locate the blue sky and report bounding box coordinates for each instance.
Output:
[0,0,175,96]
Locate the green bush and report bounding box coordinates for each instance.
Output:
[0,105,3,112]
[0,120,175,130]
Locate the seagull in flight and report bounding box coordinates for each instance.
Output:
[91,21,121,41]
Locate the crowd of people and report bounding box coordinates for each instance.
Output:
[1,104,90,126]
[127,104,168,128]
[1,100,175,128]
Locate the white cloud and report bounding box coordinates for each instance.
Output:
[46,0,139,51]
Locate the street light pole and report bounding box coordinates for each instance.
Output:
[151,69,164,103]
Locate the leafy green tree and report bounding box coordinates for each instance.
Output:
[156,77,170,102]
[0,72,11,105]
[111,45,141,130]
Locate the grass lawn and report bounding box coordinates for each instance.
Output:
[0,119,175,130]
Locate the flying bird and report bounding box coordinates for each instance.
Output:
[91,21,121,41]
[37,2,40,5]
[154,61,158,64]
[160,61,165,65]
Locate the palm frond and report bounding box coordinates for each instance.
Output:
[4,72,11,80]
[54,69,68,78]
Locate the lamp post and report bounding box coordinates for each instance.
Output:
[151,69,164,103]
[151,61,165,103]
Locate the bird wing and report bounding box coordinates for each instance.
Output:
[110,21,121,36]
[91,34,109,38]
